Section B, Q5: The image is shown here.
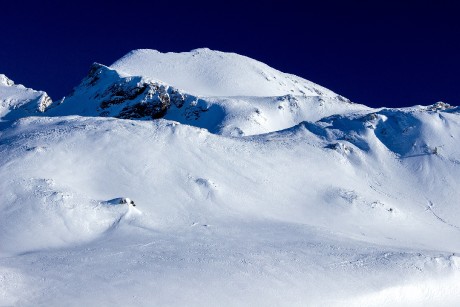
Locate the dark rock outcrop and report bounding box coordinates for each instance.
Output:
[50,63,202,120]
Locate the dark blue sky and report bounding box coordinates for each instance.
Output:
[1,0,458,108]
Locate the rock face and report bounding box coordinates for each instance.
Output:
[48,63,198,120]
[105,198,136,207]
[427,101,454,111]
[37,93,53,112]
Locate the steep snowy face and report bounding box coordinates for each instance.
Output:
[0,74,52,121]
[111,48,349,99]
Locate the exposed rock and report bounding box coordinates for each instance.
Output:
[51,63,200,120]
[106,197,136,207]
[37,93,53,112]
[427,101,453,112]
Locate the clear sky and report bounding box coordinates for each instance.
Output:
[1,0,458,108]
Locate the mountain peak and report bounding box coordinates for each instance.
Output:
[111,48,346,99]
[190,47,212,53]
[0,74,14,86]
[47,58,363,136]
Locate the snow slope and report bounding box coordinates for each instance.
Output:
[1,109,460,305]
[0,74,52,123]
[47,54,368,136]
[1,49,460,306]
[111,48,348,98]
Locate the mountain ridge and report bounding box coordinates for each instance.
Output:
[0,74,52,122]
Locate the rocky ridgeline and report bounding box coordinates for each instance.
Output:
[51,63,213,121]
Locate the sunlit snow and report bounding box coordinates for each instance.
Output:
[0,49,459,306]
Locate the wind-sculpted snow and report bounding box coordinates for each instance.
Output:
[300,104,460,158]
[0,114,460,305]
[0,49,460,305]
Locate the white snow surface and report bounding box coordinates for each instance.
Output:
[0,75,52,122]
[46,62,366,136]
[0,74,15,86]
[1,49,460,306]
[111,48,347,98]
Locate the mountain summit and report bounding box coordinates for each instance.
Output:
[46,49,362,136]
[111,48,347,99]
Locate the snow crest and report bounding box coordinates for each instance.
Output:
[111,48,348,99]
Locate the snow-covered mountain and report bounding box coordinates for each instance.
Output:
[0,49,459,306]
[0,74,52,123]
[47,50,366,136]
[111,48,347,98]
